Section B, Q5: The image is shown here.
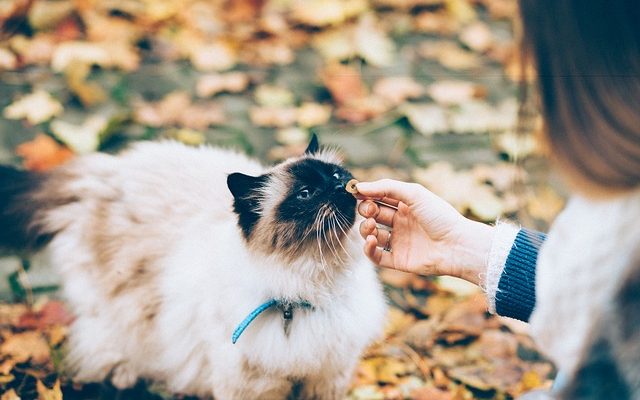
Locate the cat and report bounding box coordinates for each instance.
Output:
[0,135,387,399]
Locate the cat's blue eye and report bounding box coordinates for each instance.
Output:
[297,188,311,200]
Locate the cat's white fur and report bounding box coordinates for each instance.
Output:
[41,141,387,399]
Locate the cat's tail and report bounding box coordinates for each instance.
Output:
[0,165,65,251]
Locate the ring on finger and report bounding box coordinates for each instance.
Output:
[383,232,392,252]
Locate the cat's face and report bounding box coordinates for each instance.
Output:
[227,135,357,262]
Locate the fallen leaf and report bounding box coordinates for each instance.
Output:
[250,106,298,128]
[195,72,250,98]
[291,0,367,27]
[167,129,206,146]
[16,134,75,171]
[52,41,139,72]
[64,61,107,107]
[372,77,424,106]
[426,80,484,105]
[401,103,449,136]
[459,21,493,53]
[412,386,455,400]
[444,0,476,23]
[353,14,396,67]
[527,186,564,222]
[414,11,460,35]
[0,331,50,364]
[320,63,368,107]
[50,115,109,154]
[254,85,295,107]
[0,389,20,400]
[36,380,62,400]
[418,40,481,70]
[0,48,17,70]
[17,301,74,330]
[494,131,537,159]
[275,127,309,145]
[296,102,332,127]
[189,40,237,71]
[4,90,64,125]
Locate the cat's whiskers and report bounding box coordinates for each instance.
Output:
[331,209,355,263]
[328,209,351,264]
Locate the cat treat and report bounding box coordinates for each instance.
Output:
[346,179,359,194]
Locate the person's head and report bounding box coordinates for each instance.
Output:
[518,0,640,195]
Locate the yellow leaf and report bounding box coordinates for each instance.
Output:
[0,331,50,364]
[36,380,62,400]
[254,85,295,107]
[4,90,63,125]
[0,388,20,400]
[296,103,332,128]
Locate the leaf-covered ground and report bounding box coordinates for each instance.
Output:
[0,0,562,398]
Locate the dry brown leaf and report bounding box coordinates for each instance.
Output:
[0,331,50,364]
[320,63,368,106]
[16,134,75,172]
[52,41,139,72]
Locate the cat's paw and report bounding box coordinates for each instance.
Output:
[111,362,138,389]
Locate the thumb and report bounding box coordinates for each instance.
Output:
[355,179,424,206]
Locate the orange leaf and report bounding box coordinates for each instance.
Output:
[16,134,75,171]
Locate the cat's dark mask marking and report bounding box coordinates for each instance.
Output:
[276,158,356,246]
[227,172,269,239]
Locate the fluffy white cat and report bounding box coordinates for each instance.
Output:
[0,136,387,399]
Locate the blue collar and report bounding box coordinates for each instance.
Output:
[232,299,314,344]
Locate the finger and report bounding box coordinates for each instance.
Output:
[358,201,398,227]
[358,218,377,240]
[356,179,425,206]
[364,235,394,268]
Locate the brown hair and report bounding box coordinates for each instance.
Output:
[518,0,640,194]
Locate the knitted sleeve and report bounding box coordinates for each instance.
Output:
[484,223,547,322]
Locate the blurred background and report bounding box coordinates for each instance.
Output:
[0,0,563,398]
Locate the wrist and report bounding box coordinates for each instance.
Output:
[443,219,494,286]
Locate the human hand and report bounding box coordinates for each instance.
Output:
[356,179,494,285]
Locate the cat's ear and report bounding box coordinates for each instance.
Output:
[227,173,268,238]
[227,173,266,200]
[304,134,319,155]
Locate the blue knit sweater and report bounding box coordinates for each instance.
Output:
[495,228,547,322]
